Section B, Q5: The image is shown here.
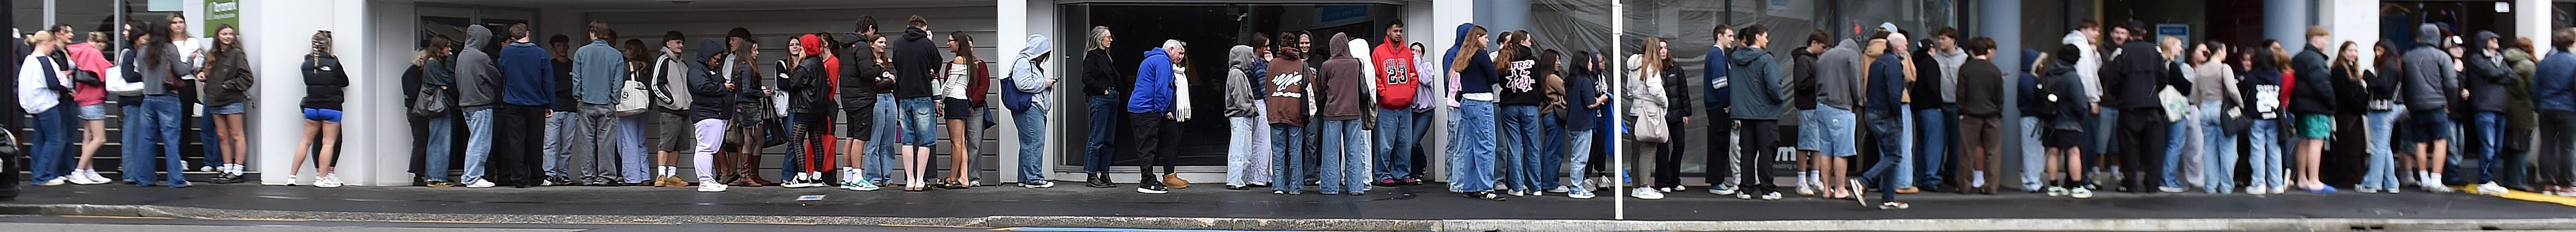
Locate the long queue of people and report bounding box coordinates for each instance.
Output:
[19,15,2576,212]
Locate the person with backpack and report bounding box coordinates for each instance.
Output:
[2038,44,2094,198]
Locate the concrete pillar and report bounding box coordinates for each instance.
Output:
[2264,0,2309,50]
[1428,0,1477,183]
[2322,0,2379,72]
[998,0,1030,183]
[2516,0,2551,54]
[246,0,378,185]
[1979,0,2027,189]
[1489,0,1529,32]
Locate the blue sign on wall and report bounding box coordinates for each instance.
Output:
[1320,5,1366,23]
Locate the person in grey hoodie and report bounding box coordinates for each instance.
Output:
[1224,40,1268,189]
[1726,25,1787,200]
[1006,34,1055,188]
[453,25,504,188]
[569,21,628,186]
[2401,24,2461,193]
[1803,38,1866,200]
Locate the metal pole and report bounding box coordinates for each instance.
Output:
[1610,0,1626,221]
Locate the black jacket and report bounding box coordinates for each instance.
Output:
[302,54,352,110]
[893,26,940,98]
[838,33,879,106]
[1663,62,1692,117]
[785,56,828,115]
[2105,41,2182,111]
[1082,48,1123,96]
[2466,49,2521,112]
[2289,64,2341,115]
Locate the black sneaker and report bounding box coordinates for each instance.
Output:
[1137,183,1170,194]
[1465,191,1506,201]
[1086,172,1116,188]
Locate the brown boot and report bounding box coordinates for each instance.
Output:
[736,154,774,186]
[714,152,740,184]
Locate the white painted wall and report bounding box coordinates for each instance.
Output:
[2516,0,2551,54]
[244,0,377,185]
[2323,0,2377,72]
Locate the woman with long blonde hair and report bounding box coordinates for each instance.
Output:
[290,31,351,188]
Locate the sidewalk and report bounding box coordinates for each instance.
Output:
[2,183,2571,231]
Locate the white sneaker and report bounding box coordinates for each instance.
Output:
[1545,186,1570,193]
[2248,186,2269,195]
[2046,186,2068,197]
[1797,183,1818,197]
[2476,183,2509,195]
[2158,186,2186,193]
[2271,185,2288,194]
[314,175,345,188]
[38,177,67,186]
[465,179,496,188]
[79,170,109,185]
[2070,187,2094,199]
[66,171,104,185]
[1759,191,1783,200]
[698,183,729,192]
[1506,190,1527,197]
[1629,187,1665,199]
[1568,190,1597,199]
[1712,186,1739,195]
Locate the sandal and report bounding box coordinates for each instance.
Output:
[937,182,970,190]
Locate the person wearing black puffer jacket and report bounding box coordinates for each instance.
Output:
[2462,31,2521,194]
[836,17,884,190]
[2287,37,2343,194]
[292,31,352,188]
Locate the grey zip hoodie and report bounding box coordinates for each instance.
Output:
[2401,24,2458,111]
[1814,39,1864,110]
[1225,45,1261,117]
[456,25,502,112]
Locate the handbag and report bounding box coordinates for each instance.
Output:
[614,78,650,117]
[72,69,102,84]
[411,86,451,117]
[1633,114,1670,143]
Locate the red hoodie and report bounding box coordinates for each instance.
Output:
[1372,35,1416,110]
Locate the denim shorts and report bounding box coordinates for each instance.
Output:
[2407,110,2451,141]
[303,107,343,122]
[899,97,939,146]
[76,104,105,120]
[1798,106,1858,157]
[210,103,246,115]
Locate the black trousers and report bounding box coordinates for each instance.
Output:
[497,105,548,186]
[1738,119,1779,191]
[2539,111,2576,188]
[2114,108,2168,191]
[1654,118,1687,188]
[1704,110,1733,186]
[1130,113,1178,184]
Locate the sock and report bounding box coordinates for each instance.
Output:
[1972,171,1985,187]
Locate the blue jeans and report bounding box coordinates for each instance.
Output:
[1566,129,1596,192]
[1013,107,1048,183]
[2249,119,2282,189]
[1084,95,1121,172]
[544,111,577,177]
[1375,109,1417,181]
[1499,105,1541,192]
[618,114,650,183]
[1410,109,1433,177]
[1271,124,1308,193]
[2363,110,2401,191]
[1540,113,1568,190]
[1913,108,1946,187]
[197,110,221,169]
[463,109,496,184]
[898,97,939,146]
[2021,116,2046,191]
[126,96,186,186]
[2199,103,2239,194]
[1896,106,1916,187]
[2164,116,2191,189]
[1228,116,1265,186]
[2474,112,2503,183]
[868,95,899,183]
[427,115,457,182]
[31,104,68,182]
[1321,119,1368,194]
[1862,111,1905,203]
[118,104,142,182]
[1448,100,1499,192]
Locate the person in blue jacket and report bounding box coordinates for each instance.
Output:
[496,23,556,189]
[1128,41,1180,194]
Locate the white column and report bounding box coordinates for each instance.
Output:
[997,0,1029,183]
[2322,0,2379,73]
[2264,0,2309,51]
[355,1,416,186]
[1428,0,1475,183]
[245,0,374,185]
[2516,0,2551,54]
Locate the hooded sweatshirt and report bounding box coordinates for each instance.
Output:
[2465,31,2520,113]
[1446,24,1501,96]
[500,38,555,107]
[574,39,627,105]
[301,54,350,110]
[1728,45,1784,120]
[1225,45,1261,117]
[1127,48,1175,114]
[687,39,734,120]
[654,42,692,111]
[1268,49,1315,127]
[1790,45,1821,110]
[2402,24,2460,111]
[200,44,250,106]
[456,25,502,112]
[1007,34,1055,112]
[1933,46,1968,104]
[1374,34,1417,110]
[895,26,940,98]
[1321,33,1370,120]
[1816,39,1865,110]
[1499,44,1546,107]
